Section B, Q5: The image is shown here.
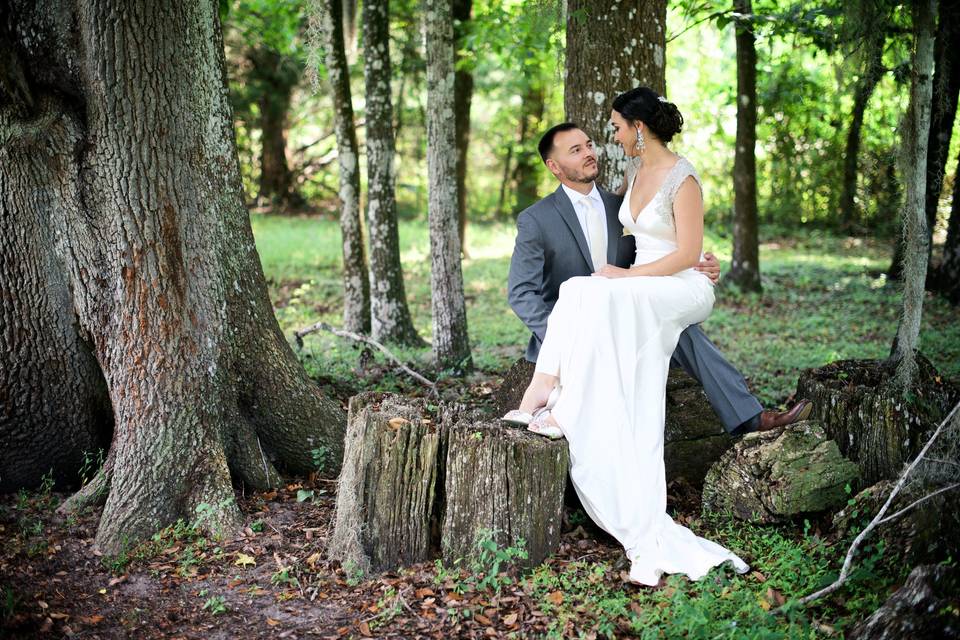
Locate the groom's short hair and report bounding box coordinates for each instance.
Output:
[538,122,580,163]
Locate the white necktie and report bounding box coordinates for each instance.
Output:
[582,197,607,271]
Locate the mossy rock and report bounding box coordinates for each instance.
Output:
[702,421,860,523]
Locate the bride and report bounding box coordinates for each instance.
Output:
[504,86,749,586]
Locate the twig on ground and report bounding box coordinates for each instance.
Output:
[295,321,437,395]
[786,401,960,610]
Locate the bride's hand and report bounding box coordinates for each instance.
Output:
[695,252,721,285]
[594,265,630,278]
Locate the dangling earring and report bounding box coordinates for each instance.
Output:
[634,126,645,153]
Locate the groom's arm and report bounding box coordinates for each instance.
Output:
[508,211,550,344]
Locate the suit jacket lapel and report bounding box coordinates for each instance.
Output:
[600,188,624,265]
[550,185,593,271]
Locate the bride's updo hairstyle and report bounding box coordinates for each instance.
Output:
[611,87,684,143]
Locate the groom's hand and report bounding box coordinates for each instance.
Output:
[695,252,721,284]
[594,265,630,278]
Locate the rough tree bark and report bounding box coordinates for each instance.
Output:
[310,0,371,334]
[327,395,441,573]
[453,0,473,256]
[424,0,472,371]
[363,0,423,346]
[0,0,345,552]
[250,47,303,208]
[565,0,666,191]
[839,34,885,229]
[728,0,762,293]
[892,0,938,391]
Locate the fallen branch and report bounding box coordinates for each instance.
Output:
[787,400,960,610]
[295,321,437,394]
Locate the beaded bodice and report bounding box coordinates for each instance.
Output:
[618,157,702,254]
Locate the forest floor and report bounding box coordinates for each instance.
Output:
[2,218,957,638]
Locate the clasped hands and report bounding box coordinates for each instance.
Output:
[592,252,721,284]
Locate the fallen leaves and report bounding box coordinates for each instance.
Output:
[234,552,256,567]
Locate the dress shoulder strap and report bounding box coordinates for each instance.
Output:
[664,157,702,204]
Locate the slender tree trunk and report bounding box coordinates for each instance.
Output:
[890,0,960,281]
[513,84,546,214]
[343,0,358,58]
[565,0,667,191]
[0,0,345,549]
[839,36,885,229]
[252,48,303,208]
[939,156,960,303]
[453,0,473,257]
[424,0,472,371]
[892,0,938,391]
[310,0,371,334]
[362,0,423,346]
[728,0,761,292]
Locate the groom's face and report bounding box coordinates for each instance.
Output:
[546,128,599,185]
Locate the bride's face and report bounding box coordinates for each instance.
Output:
[610,110,640,157]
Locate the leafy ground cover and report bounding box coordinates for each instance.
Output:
[2,215,956,638]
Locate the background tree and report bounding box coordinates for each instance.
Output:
[838,30,886,229]
[565,0,667,192]
[424,0,472,370]
[453,0,474,253]
[727,0,762,292]
[891,0,937,390]
[940,167,960,302]
[363,0,423,346]
[308,0,371,333]
[0,0,345,552]
[224,0,307,208]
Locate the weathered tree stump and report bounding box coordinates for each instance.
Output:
[327,393,441,573]
[442,420,569,568]
[833,479,960,567]
[848,565,959,640]
[797,357,958,484]
[701,422,860,523]
[492,358,732,487]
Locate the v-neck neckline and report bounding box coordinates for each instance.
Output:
[627,158,682,224]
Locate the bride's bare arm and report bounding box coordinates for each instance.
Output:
[596,177,704,278]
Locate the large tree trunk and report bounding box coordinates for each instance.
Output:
[839,35,885,229]
[0,0,346,552]
[513,84,546,214]
[424,0,472,371]
[892,0,937,391]
[728,0,762,293]
[453,0,473,257]
[891,0,960,280]
[565,0,666,192]
[251,48,303,208]
[311,0,371,334]
[363,0,423,346]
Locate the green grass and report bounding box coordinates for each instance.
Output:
[252,214,960,405]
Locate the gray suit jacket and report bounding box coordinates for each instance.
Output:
[508,184,634,362]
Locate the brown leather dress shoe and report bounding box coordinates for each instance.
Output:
[757,399,813,432]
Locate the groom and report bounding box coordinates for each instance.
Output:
[508,123,810,435]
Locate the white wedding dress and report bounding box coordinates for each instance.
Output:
[535,157,750,585]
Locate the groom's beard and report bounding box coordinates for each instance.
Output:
[562,159,599,184]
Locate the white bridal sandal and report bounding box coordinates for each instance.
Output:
[501,384,562,426]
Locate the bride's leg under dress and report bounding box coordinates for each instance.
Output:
[535,274,749,586]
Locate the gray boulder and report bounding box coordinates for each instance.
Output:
[701,421,860,523]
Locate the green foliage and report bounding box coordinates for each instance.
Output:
[201,594,229,615]
[310,445,330,473]
[435,529,529,595]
